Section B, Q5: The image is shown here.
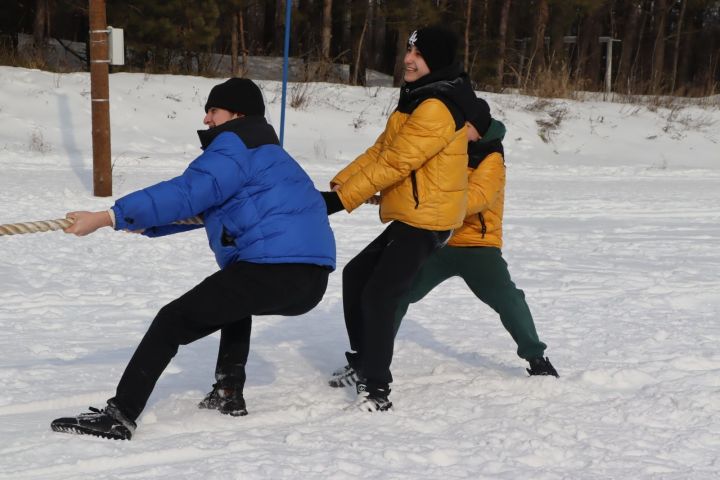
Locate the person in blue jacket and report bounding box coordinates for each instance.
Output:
[50,78,336,441]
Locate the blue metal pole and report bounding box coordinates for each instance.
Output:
[279,0,292,146]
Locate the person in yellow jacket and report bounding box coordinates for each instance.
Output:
[321,25,477,411]
[393,103,559,378]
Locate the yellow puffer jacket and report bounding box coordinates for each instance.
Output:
[332,98,468,231]
[448,151,505,248]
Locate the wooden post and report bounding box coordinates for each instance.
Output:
[89,0,112,197]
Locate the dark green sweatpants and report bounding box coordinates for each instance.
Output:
[395,246,546,361]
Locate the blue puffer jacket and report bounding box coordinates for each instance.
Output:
[111,117,336,270]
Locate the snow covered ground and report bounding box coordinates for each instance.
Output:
[0,66,719,479]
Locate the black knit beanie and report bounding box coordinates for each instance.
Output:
[205,78,265,116]
[467,96,492,136]
[408,26,459,72]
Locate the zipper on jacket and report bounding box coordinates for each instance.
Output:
[410,171,419,209]
[478,212,487,238]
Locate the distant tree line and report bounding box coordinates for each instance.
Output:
[1,0,719,96]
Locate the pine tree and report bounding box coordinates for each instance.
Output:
[107,0,220,72]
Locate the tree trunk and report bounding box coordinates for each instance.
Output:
[365,0,375,71]
[240,11,248,76]
[371,8,387,70]
[352,16,368,85]
[342,0,352,63]
[585,21,603,88]
[464,0,473,72]
[651,0,668,92]
[350,1,371,86]
[321,0,333,60]
[496,0,511,87]
[670,0,687,93]
[677,7,695,93]
[709,54,719,95]
[616,0,642,92]
[630,2,649,91]
[575,5,605,88]
[482,0,488,40]
[245,1,264,55]
[525,0,548,84]
[231,13,239,76]
[33,0,50,47]
[547,0,577,72]
[263,0,276,54]
[275,0,285,56]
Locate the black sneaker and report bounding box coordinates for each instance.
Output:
[328,364,359,388]
[353,382,392,412]
[51,400,136,440]
[198,384,248,416]
[527,357,559,377]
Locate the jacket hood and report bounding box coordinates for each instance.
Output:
[477,119,506,144]
[468,119,506,168]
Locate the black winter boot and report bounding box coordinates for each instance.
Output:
[198,384,248,416]
[198,383,222,410]
[51,400,136,440]
[527,357,559,377]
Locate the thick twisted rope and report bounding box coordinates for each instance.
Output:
[0,216,203,236]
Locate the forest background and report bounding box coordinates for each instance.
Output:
[1,0,719,98]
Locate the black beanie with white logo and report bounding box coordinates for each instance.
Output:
[204,78,265,116]
[408,26,459,72]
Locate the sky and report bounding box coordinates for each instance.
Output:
[0,66,719,479]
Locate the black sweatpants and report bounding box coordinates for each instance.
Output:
[343,221,450,389]
[111,261,330,421]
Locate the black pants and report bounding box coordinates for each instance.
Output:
[111,261,329,421]
[343,221,450,389]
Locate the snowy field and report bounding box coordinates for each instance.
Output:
[0,66,719,479]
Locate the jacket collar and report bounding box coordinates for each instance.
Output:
[197,116,280,150]
[402,63,463,92]
[397,65,476,128]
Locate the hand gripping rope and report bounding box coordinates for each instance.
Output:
[0,216,203,236]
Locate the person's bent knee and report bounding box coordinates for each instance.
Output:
[146,304,185,340]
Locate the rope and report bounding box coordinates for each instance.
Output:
[0,216,203,236]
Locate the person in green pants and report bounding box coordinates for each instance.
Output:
[393,102,558,377]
